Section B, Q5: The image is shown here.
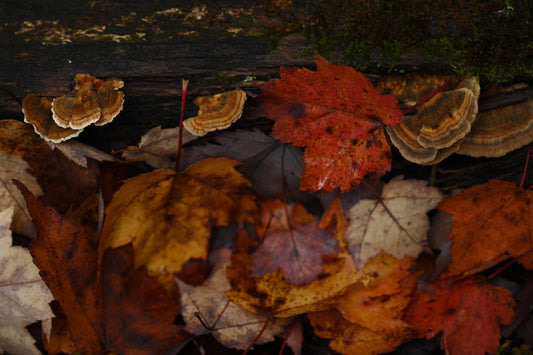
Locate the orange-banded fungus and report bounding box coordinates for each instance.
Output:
[183,90,246,136]
[381,76,480,165]
[22,94,82,143]
[457,98,533,158]
[51,74,124,129]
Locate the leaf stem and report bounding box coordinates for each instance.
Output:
[520,143,531,189]
[402,78,451,116]
[175,79,189,172]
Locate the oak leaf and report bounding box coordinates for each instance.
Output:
[0,207,54,355]
[345,176,443,267]
[99,157,258,287]
[438,180,533,278]
[251,199,340,285]
[20,184,185,354]
[258,57,402,193]
[178,261,288,350]
[308,308,417,355]
[403,276,515,355]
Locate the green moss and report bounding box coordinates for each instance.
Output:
[264,0,533,81]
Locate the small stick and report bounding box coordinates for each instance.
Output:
[175,79,189,172]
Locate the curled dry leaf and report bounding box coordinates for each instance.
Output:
[0,151,42,237]
[345,176,443,268]
[183,90,246,136]
[121,126,197,169]
[438,180,533,278]
[178,262,288,350]
[99,158,258,288]
[403,276,515,355]
[47,140,118,168]
[259,56,402,193]
[0,207,54,355]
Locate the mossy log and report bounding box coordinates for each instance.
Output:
[1,0,532,191]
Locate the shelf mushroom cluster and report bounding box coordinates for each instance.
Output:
[378,74,533,164]
[22,74,124,143]
[183,89,247,136]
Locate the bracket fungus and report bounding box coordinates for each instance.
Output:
[378,75,480,165]
[457,98,533,158]
[22,74,124,142]
[22,94,82,143]
[52,74,124,129]
[183,90,246,136]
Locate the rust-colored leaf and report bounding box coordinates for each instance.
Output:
[403,276,515,355]
[20,183,186,354]
[336,252,418,331]
[438,180,533,278]
[258,56,402,193]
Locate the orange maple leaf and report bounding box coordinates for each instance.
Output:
[19,183,186,355]
[258,57,402,193]
[438,180,533,278]
[403,276,515,355]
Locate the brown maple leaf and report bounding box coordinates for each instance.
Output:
[18,183,186,355]
[438,179,533,278]
[403,276,516,355]
[99,157,258,289]
[258,57,402,193]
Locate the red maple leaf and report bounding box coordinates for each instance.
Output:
[258,57,402,193]
[403,276,515,355]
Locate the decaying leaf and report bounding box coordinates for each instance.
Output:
[47,140,118,168]
[335,252,417,330]
[0,207,54,355]
[438,180,533,278]
[259,56,402,193]
[178,261,288,350]
[20,184,185,354]
[120,126,197,169]
[0,151,43,237]
[403,276,515,355]
[345,176,443,267]
[308,308,418,355]
[251,199,340,286]
[181,129,313,206]
[227,217,373,318]
[0,120,99,217]
[99,157,258,287]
